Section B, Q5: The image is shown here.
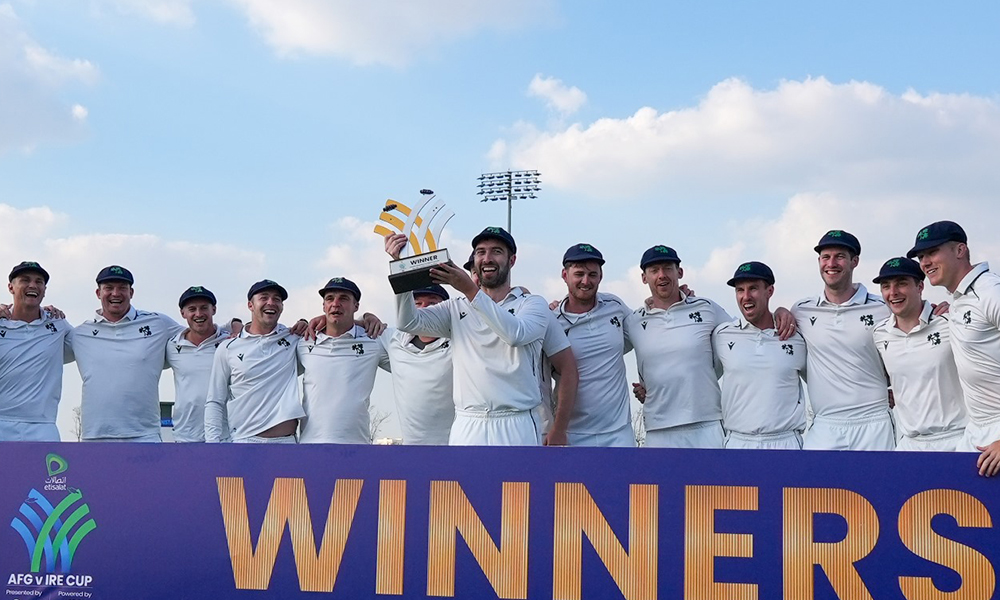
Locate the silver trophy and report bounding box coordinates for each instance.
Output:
[374,189,455,294]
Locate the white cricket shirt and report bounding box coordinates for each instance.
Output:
[792,284,890,419]
[624,293,731,430]
[0,313,72,423]
[947,262,1000,424]
[205,324,305,442]
[165,325,231,442]
[553,293,632,435]
[386,328,455,445]
[297,325,391,444]
[713,317,807,435]
[873,301,967,437]
[395,287,549,412]
[68,306,183,439]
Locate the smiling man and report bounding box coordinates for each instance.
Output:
[68,265,183,442]
[713,262,807,449]
[872,257,967,451]
[791,231,893,450]
[0,262,72,441]
[297,277,390,444]
[205,279,304,443]
[909,221,1000,474]
[165,286,231,443]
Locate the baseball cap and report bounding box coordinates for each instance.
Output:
[727,261,775,287]
[814,230,861,255]
[640,245,681,270]
[463,252,474,271]
[873,257,925,284]
[318,277,362,301]
[562,243,605,266]
[178,285,217,308]
[906,221,967,259]
[247,279,288,301]
[471,226,517,255]
[96,265,134,285]
[412,284,450,301]
[9,261,49,283]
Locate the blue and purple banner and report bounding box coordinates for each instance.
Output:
[1,443,997,599]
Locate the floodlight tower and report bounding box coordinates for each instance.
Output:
[476,170,541,233]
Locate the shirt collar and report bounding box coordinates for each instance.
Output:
[735,316,776,335]
[239,323,289,338]
[316,325,363,342]
[818,283,868,307]
[888,300,934,331]
[953,262,990,298]
[95,305,138,323]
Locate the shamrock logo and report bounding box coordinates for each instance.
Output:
[655,246,670,254]
[888,259,901,268]
[45,323,57,333]
[139,325,152,337]
[964,311,972,325]
[277,338,291,347]
[860,315,874,327]
[610,316,621,328]
[739,263,752,272]
[352,343,365,355]
[782,344,794,355]
[927,332,941,346]
[110,266,124,274]
[486,227,503,234]
[579,244,594,253]
[918,228,929,240]
[689,312,703,323]
[190,286,204,293]
[827,230,843,237]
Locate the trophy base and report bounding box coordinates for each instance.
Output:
[388,249,451,294]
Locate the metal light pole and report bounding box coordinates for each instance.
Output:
[476,170,541,233]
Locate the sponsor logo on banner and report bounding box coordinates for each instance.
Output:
[6,454,96,597]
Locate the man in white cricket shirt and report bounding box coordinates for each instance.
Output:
[551,243,635,447]
[165,286,231,443]
[625,245,732,448]
[385,284,455,445]
[713,261,807,449]
[205,279,304,444]
[872,257,967,451]
[791,230,893,450]
[68,265,183,442]
[0,262,72,441]
[297,277,390,444]
[387,226,576,446]
[908,221,1000,475]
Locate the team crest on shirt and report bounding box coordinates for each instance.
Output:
[277,338,291,348]
[727,341,735,350]
[964,311,972,325]
[440,340,450,348]
[927,332,941,346]
[352,343,365,355]
[610,316,621,328]
[45,323,57,333]
[688,312,703,323]
[139,325,152,337]
[809,317,817,326]
[782,344,794,355]
[859,314,874,327]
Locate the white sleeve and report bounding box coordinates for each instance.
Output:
[469,292,548,347]
[377,333,392,372]
[541,313,570,355]
[204,342,232,443]
[395,292,452,338]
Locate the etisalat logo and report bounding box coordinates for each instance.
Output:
[7,454,97,588]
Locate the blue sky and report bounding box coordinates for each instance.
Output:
[2,1,999,438]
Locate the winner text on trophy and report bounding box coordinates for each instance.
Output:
[373,189,455,294]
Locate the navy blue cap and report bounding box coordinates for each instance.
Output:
[814,230,861,255]
[463,252,474,271]
[318,277,361,301]
[96,265,134,285]
[562,243,605,266]
[9,261,49,283]
[727,261,775,287]
[906,221,967,259]
[178,285,217,308]
[471,226,516,255]
[640,245,681,270]
[873,257,925,284]
[412,284,450,301]
[247,279,287,301]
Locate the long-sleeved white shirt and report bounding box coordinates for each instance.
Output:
[205,324,305,442]
[947,262,1000,424]
[395,287,549,412]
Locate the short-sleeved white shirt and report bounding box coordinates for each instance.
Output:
[0,313,71,424]
[297,325,391,444]
[791,284,890,419]
[713,317,807,435]
[552,293,632,435]
[874,301,967,437]
[947,262,1000,424]
[69,306,183,439]
[166,325,231,442]
[624,293,731,431]
[386,328,454,445]
[395,287,550,412]
[205,324,305,442]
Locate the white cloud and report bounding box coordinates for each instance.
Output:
[225,0,556,65]
[527,73,587,115]
[71,104,88,121]
[0,4,99,153]
[492,77,1000,202]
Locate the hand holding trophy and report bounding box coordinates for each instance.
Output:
[374,189,454,294]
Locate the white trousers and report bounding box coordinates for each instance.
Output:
[956,417,1000,453]
[85,432,162,443]
[896,429,964,452]
[803,412,895,451]
[0,419,61,442]
[236,434,298,444]
[725,430,802,450]
[645,420,724,449]
[449,408,540,446]
[567,422,637,448]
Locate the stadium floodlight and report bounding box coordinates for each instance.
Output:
[476,169,541,233]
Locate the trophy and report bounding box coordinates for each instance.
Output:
[373,189,455,294]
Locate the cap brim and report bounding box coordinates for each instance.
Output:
[905,240,947,259]
[814,243,860,254]
[318,286,358,300]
